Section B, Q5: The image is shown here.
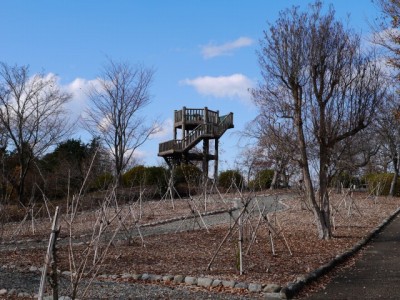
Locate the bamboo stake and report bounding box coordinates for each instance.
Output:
[38,206,60,300]
[207,206,247,270]
[246,206,266,255]
[238,213,243,275]
[268,227,276,255]
[276,217,292,256]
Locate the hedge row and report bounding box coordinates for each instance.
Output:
[364,173,400,196]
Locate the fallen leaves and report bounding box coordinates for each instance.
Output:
[0,191,398,297]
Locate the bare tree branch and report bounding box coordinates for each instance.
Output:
[252,2,387,239]
[83,59,158,183]
[0,62,72,205]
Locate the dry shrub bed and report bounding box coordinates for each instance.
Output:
[0,194,235,242]
[98,193,399,285]
[0,191,399,291]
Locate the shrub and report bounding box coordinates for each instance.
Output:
[174,164,202,185]
[364,173,400,196]
[90,172,114,191]
[145,166,168,186]
[218,170,244,190]
[121,165,169,198]
[143,166,169,197]
[122,165,146,187]
[173,164,202,196]
[331,171,362,189]
[0,204,26,222]
[249,169,274,191]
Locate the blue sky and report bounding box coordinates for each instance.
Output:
[0,0,380,170]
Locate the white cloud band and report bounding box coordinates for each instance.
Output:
[180,73,253,101]
[201,36,254,59]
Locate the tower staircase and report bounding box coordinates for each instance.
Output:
[158,107,234,176]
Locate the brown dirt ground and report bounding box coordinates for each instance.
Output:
[0,190,398,298]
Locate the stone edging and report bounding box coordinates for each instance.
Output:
[280,205,400,299]
[95,272,283,298]
[0,264,284,299]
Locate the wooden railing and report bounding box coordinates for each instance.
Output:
[174,108,219,124]
[217,113,234,135]
[159,111,233,155]
[174,110,183,123]
[158,123,211,153]
[207,110,219,124]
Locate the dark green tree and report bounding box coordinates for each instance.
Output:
[218,170,244,190]
[249,169,274,191]
[40,139,88,197]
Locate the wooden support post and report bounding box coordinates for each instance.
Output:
[203,139,209,182]
[173,110,177,140]
[182,106,186,141]
[214,138,219,182]
[169,166,175,209]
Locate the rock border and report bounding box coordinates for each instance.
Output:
[0,263,283,299]
[95,272,282,297]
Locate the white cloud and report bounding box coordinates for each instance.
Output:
[201,37,254,59]
[98,114,112,132]
[180,73,253,102]
[369,28,399,75]
[129,148,147,159]
[63,78,99,119]
[107,148,147,167]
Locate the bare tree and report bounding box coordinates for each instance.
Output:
[374,88,400,196]
[373,0,400,79]
[83,59,157,184]
[235,146,265,186]
[330,127,380,177]
[253,2,386,239]
[0,62,72,205]
[240,117,298,189]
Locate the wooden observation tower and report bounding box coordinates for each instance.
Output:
[158,107,234,179]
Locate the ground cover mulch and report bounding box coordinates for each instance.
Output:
[0,190,399,298]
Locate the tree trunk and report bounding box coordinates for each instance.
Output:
[389,154,399,197]
[315,99,332,240]
[115,152,123,187]
[390,172,398,197]
[18,160,30,206]
[317,148,332,240]
[293,89,321,235]
[18,179,25,206]
[269,169,278,190]
[300,161,331,240]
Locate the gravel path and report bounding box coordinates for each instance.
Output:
[0,194,287,252]
[0,194,289,299]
